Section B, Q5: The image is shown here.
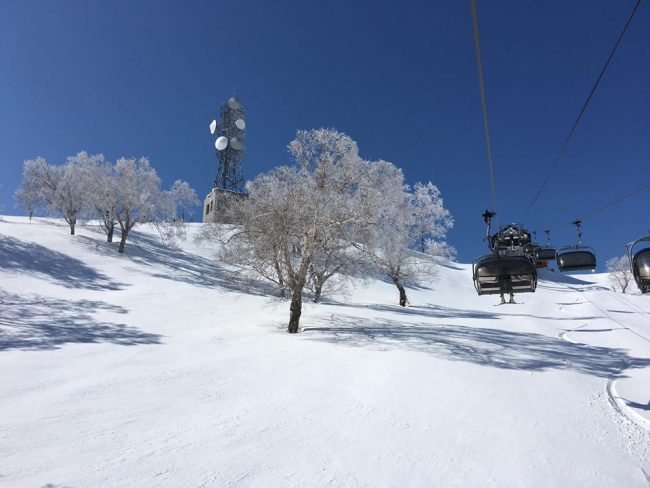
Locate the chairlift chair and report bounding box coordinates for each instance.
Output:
[535,247,557,261]
[627,234,650,293]
[473,212,537,295]
[556,219,597,272]
[473,253,537,295]
[533,229,556,266]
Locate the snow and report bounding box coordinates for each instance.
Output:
[1,216,649,487]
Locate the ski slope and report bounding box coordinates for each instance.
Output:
[1,216,649,487]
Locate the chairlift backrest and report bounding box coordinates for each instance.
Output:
[535,247,556,261]
[627,235,650,293]
[556,247,596,272]
[633,248,650,278]
[472,253,537,295]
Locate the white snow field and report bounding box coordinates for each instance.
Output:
[1,216,649,488]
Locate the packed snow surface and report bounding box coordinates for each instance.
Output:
[1,216,649,487]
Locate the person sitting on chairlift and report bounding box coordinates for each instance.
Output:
[498,274,515,304]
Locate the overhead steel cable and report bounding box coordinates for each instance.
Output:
[522,0,644,219]
[581,182,650,220]
[544,182,650,232]
[470,0,499,220]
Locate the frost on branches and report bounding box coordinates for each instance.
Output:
[357,166,454,307]
[210,128,454,332]
[216,129,371,332]
[16,152,198,252]
[16,156,86,235]
[606,256,633,293]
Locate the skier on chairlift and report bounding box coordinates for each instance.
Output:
[498,274,515,304]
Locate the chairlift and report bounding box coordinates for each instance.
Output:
[535,247,557,261]
[473,253,537,295]
[626,234,650,293]
[556,220,596,272]
[531,230,556,267]
[473,211,537,295]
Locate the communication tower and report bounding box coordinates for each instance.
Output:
[204,96,247,222]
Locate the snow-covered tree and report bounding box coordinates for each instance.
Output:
[15,176,42,220]
[72,152,119,242]
[16,156,86,234]
[425,239,457,260]
[356,161,415,306]
[215,129,370,332]
[412,181,454,253]
[357,164,453,307]
[113,157,165,253]
[606,256,633,293]
[168,179,199,221]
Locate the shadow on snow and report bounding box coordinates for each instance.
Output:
[79,230,276,296]
[303,315,649,378]
[0,290,161,351]
[0,234,125,290]
[322,301,601,323]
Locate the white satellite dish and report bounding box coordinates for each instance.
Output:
[235,118,246,130]
[230,137,244,150]
[209,120,217,134]
[228,96,242,110]
[215,136,228,151]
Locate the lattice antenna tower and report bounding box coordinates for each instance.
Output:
[209,96,246,193]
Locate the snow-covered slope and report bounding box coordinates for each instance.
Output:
[1,216,649,487]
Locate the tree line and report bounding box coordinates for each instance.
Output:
[15,152,198,253]
[14,130,455,333]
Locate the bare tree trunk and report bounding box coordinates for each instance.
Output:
[28,210,33,221]
[274,259,284,288]
[118,229,129,253]
[107,223,114,242]
[288,287,303,333]
[392,275,407,307]
[69,218,76,235]
[313,281,323,303]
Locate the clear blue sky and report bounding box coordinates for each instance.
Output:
[1,0,648,268]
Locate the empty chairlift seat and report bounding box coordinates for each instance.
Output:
[632,248,650,293]
[556,247,596,272]
[535,247,556,261]
[473,254,537,295]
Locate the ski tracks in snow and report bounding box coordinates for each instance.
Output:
[556,285,650,454]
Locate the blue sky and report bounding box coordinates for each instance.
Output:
[1,0,648,267]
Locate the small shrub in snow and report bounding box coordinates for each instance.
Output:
[606,256,633,294]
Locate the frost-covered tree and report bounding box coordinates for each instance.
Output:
[216,129,370,332]
[357,161,415,306]
[113,157,165,253]
[412,181,454,253]
[425,239,457,260]
[168,179,199,221]
[73,152,119,242]
[358,164,453,307]
[16,156,86,234]
[15,177,42,220]
[606,256,633,293]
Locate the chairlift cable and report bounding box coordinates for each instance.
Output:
[470,0,499,222]
[581,182,650,220]
[521,0,643,219]
[546,182,650,232]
